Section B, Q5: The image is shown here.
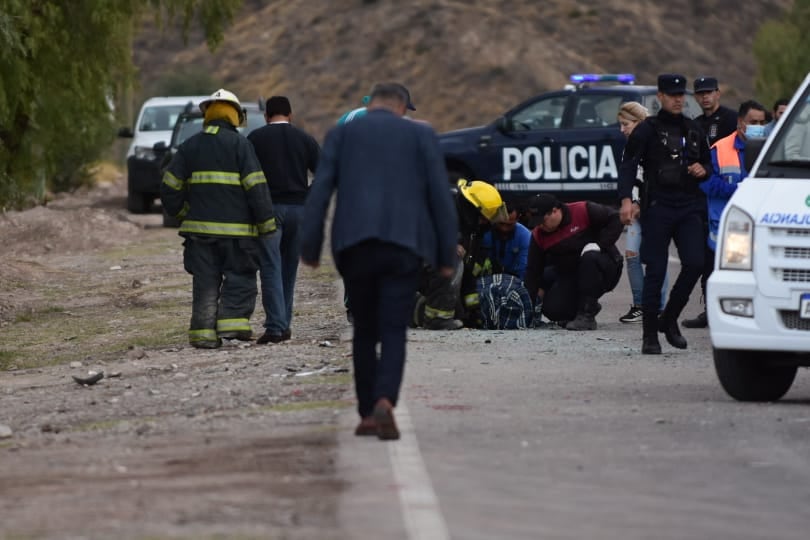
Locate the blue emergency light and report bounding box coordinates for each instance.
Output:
[570,74,635,84]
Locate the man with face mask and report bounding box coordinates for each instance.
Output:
[698,100,767,297]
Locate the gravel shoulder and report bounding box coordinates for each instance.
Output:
[0,172,352,539]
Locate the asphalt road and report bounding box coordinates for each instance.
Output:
[336,247,810,540]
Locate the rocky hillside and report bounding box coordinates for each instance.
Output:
[132,0,792,140]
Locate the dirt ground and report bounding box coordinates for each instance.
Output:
[0,168,352,540]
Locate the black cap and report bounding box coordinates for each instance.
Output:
[528,193,561,217]
[657,74,687,95]
[694,76,719,93]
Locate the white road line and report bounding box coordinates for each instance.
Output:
[388,401,451,540]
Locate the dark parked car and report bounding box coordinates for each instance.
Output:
[438,74,702,205]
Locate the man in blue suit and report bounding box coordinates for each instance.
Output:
[300,82,458,441]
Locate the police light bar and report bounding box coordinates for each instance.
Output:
[570,74,635,84]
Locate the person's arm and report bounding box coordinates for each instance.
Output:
[239,140,276,235]
[306,133,321,173]
[420,126,458,274]
[699,146,738,198]
[512,225,530,281]
[160,147,189,220]
[300,127,341,267]
[587,202,623,250]
[618,123,649,224]
[523,236,545,303]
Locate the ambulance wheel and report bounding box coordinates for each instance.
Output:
[713,348,797,402]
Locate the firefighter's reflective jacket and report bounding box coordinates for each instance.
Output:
[161,119,277,237]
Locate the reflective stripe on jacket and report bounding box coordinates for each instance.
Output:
[160,120,276,238]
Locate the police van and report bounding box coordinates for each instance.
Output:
[438,74,701,203]
[707,72,810,402]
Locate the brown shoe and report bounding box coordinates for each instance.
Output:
[354,416,377,436]
[373,399,400,440]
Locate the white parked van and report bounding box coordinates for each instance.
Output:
[118,95,208,213]
[707,72,810,401]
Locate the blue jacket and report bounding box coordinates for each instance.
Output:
[300,108,458,268]
[700,132,747,250]
[481,223,531,280]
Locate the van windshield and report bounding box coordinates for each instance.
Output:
[139,105,187,132]
[757,87,810,177]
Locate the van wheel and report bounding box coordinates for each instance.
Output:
[713,348,797,402]
[127,191,151,214]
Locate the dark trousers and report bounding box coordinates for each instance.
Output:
[183,236,260,344]
[541,251,622,322]
[336,241,422,418]
[640,200,704,319]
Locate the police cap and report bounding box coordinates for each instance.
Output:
[657,74,687,95]
[694,76,719,93]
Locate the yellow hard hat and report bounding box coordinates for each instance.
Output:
[457,179,510,223]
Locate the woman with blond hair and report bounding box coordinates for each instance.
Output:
[616,102,668,323]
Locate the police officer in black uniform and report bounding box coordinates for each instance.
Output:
[618,74,712,354]
[683,76,739,328]
[693,76,738,146]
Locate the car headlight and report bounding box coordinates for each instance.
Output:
[134,145,157,161]
[719,206,753,270]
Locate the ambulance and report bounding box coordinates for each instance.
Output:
[707,72,810,401]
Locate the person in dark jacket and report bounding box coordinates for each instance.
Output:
[248,96,320,344]
[618,74,712,354]
[300,82,457,441]
[683,76,739,328]
[161,88,277,349]
[524,194,623,331]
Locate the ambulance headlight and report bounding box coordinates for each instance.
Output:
[719,206,753,270]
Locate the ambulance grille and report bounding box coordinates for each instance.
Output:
[784,247,810,259]
[779,269,810,282]
[780,311,810,331]
[786,228,810,237]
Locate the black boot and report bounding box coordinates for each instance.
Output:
[659,308,687,349]
[682,310,708,328]
[641,310,661,354]
[567,297,599,331]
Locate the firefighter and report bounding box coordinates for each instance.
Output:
[161,89,277,349]
[415,179,510,330]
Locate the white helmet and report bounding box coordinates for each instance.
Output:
[199,88,245,124]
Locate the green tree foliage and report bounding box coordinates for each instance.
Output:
[0,0,242,209]
[753,0,810,107]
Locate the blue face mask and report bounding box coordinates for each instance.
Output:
[745,124,766,139]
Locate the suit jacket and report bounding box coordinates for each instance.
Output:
[300,108,457,269]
